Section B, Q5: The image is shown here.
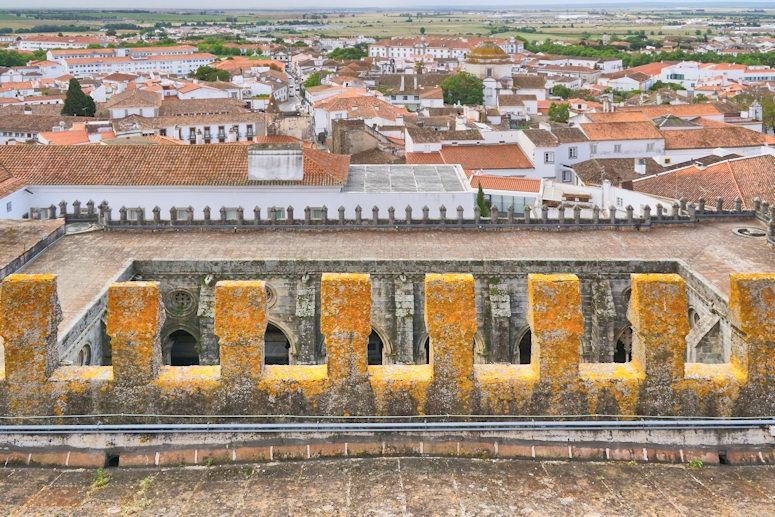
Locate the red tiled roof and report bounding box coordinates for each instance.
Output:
[660,124,772,150]
[405,152,444,164]
[0,145,349,187]
[0,174,26,199]
[467,171,541,193]
[632,154,775,209]
[580,121,663,141]
[440,144,533,170]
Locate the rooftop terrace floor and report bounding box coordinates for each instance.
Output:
[9,218,775,331]
[2,458,774,516]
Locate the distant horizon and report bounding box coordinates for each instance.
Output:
[9,0,775,10]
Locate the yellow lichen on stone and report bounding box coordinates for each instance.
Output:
[107,281,164,385]
[729,274,775,383]
[475,364,538,414]
[369,365,431,415]
[49,366,113,384]
[320,273,371,382]
[259,365,328,400]
[579,362,644,416]
[628,274,689,381]
[214,281,267,384]
[527,274,582,384]
[424,274,476,380]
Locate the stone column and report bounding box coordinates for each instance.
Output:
[628,274,689,415]
[394,277,415,364]
[488,283,512,363]
[1,274,61,416]
[424,273,478,413]
[107,282,165,386]
[294,278,317,364]
[214,281,267,385]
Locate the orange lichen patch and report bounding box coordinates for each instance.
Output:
[320,274,371,381]
[628,274,689,380]
[580,363,644,415]
[682,364,743,417]
[527,274,582,384]
[49,366,113,383]
[154,366,221,395]
[107,281,164,384]
[0,336,5,382]
[259,365,327,399]
[579,362,645,382]
[1,274,60,385]
[729,274,775,336]
[369,365,431,415]
[475,365,538,414]
[424,274,476,380]
[214,281,267,383]
[684,363,746,382]
[729,274,775,383]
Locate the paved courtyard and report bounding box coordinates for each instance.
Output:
[2,457,775,516]
[12,219,775,331]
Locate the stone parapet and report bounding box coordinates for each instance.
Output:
[1,272,774,421]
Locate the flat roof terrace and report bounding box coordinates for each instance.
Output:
[9,218,774,333]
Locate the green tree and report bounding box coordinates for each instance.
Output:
[440,71,483,105]
[189,66,230,82]
[61,78,95,117]
[420,27,425,35]
[552,84,574,100]
[304,72,321,88]
[476,183,489,217]
[547,102,569,123]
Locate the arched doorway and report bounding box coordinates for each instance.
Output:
[265,323,290,365]
[368,330,384,365]
[169,329,199,366]
[614,327,633,363]
[517,329,531,365]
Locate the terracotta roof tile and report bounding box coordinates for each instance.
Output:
[660,124,771,150]
[440,144,532,170]
[580,121,663,141]
[405,152,444,164]
[0,145,349,187]
[467,171,541,193]
[632,154,775,209]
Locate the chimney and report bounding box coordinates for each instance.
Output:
[195,129,203,145]
[413,75,417,90]
[248,142,304,181]
[400,75,405,92]
[634,158,647,175]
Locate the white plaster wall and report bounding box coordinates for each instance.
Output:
[0,188,31,219]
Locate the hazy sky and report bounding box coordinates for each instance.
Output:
[15,0,775,9]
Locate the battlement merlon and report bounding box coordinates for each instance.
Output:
[2,272,775,419]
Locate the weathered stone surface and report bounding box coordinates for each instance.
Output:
[107,281,164,385]
[214,280,267,385]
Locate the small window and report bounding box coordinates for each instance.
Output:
[646,143,654,152]
[616,197,623,207]
[614,144,622,153]
[664,158,672,165]
[269,206,285,220]
[562,170,572,182]
[590,143,597,154]
[5,201,11,213]
[568,146,577,159]
[544,151,555,164]
[309,207,325,219]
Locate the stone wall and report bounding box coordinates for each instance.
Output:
[2,270,773,421]
[56,259,731,370]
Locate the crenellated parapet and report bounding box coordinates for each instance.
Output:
[1,271,774,422]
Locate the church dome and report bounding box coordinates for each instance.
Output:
[466,41,512,64]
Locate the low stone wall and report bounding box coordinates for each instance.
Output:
[0,272,773,421]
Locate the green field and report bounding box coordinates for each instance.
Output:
[0,8,773,45]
